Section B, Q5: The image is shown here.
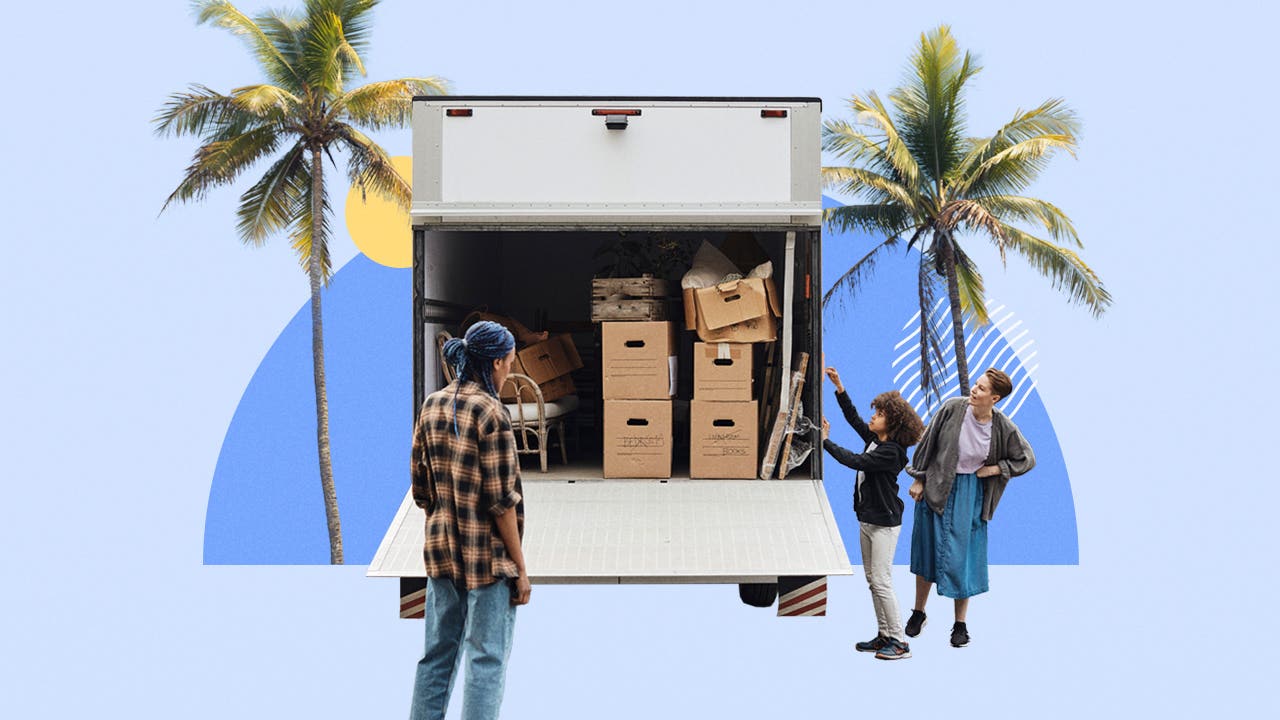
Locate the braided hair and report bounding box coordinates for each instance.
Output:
[442,320,516,434]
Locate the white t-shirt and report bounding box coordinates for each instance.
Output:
[955,405,992,474]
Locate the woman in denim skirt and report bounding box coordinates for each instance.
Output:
[903,368,1035,648]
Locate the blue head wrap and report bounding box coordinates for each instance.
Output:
[442,320,516,434]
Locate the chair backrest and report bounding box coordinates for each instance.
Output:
[436,330,457,385]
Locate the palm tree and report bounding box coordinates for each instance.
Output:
[155,0,447,563]
[822,25,1110,405]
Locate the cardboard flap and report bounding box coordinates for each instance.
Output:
[763,276,782,317]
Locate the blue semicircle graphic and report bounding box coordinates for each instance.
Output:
[204,254,412,564]
[204,199,1078,565]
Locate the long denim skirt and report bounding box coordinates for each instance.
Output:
[910,472,989,599]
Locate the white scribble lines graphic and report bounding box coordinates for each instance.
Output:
[892,300,1039,422]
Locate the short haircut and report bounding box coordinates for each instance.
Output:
[871,390,926,447]
[984,368,1013,400]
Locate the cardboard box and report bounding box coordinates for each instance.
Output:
[504,373,576,404]
[690,399,758,478]
[501,334,583,402]
[693,342,753,401]
[517,333,583,384]
[682,277,782,343]
[604,400,673,478]
[602,321,678,399]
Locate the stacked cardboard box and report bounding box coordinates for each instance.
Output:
[690,342,757,478]
[601,321,678,478]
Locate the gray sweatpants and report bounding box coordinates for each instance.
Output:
[860,522,904,641]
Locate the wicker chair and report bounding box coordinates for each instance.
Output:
[436,331,575,472]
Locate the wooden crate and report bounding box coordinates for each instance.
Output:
[591,276,670,322]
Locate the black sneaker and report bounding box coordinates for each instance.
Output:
[904,610,927,637]
[950,621,970,647]
[855,634,889,653]
[874,638,912,660]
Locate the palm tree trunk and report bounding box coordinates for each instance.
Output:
[937,232,972,397]
[310,146,343,564]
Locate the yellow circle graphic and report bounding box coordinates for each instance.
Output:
[345,155,412,268]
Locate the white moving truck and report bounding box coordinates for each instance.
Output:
[368,97,850,616]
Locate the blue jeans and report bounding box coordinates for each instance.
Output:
[410,577,517,720]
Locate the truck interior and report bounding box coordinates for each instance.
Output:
[412,227,825,483]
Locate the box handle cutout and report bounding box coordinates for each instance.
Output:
[712,419,736,427]
[627,418,650,426]
[712,358,734,366]
[721,294,742,303]
[624,340,646,348]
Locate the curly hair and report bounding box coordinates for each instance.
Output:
[871,390,926,447]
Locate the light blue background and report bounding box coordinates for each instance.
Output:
[3,1,1275,716]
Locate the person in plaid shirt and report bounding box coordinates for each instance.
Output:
[409,321,530,720]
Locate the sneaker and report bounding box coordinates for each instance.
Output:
[855,634,889,653]
[874,638,912,660]
[904,609,927,637]
[950,621,970,647]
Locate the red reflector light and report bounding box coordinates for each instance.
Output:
[445,108,473,117]
[591,108,642,116]
[761,109,788,118]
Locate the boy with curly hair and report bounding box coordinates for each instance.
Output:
[822,366,925,660]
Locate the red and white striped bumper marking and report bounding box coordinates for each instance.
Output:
[777,577,827,616]
[400,578,427,619]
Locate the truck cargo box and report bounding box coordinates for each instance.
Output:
[370,97,849,613]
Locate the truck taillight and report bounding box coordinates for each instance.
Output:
[761,109,788,118]
[445,108,473,117]
[592,108,641,130]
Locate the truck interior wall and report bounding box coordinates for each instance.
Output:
[416,228,821,478]
[418,230,504,398]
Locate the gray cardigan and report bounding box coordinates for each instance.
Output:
[905,397,1036,522]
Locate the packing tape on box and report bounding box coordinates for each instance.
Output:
[717,342,730,360]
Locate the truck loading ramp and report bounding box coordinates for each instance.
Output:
[367,478,853,583]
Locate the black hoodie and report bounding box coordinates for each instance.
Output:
[822,390,909,527]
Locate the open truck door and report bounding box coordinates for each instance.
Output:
[368,97,851,617]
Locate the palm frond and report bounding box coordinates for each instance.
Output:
[822,167,923,216]
[822,202,913,238]
[230,83,301,117]
[891,25,979,188]
[193,0,298,88]
[953,99,1078,197]
[154,85,245,138]
[163,125,284,209]
[952,244,989,325]
[337,124,410,207]
[938,199,1009,261]
[999,223,1112,316]
[334,77,447,129]
[235,142,307,244]
[821,236,899,310]
[310,0,377,58]
[823,93,922,189]
[976,194,1080,247]
[256,9,308,93]
[304,7,363,96]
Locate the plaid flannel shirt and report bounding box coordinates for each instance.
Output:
[411,379,524,589]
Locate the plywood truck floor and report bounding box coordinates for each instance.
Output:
[368,478,852,583]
